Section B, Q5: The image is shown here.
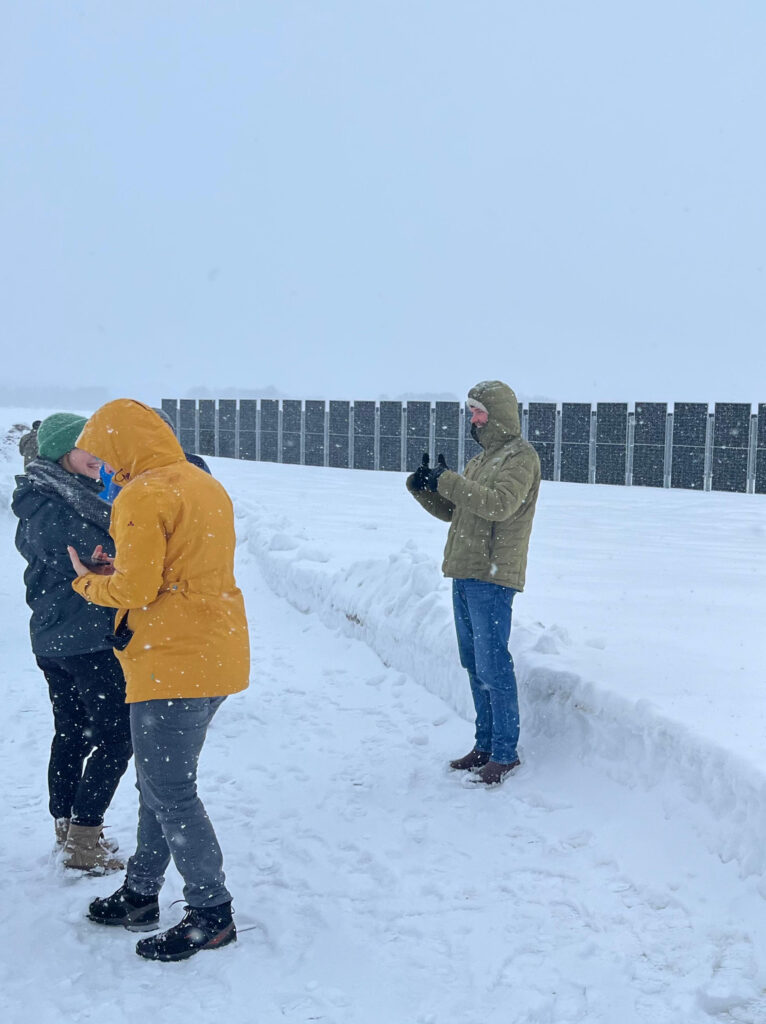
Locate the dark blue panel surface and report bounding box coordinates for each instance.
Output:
[304,434,324,467]
[595,444,626,485]
[260,400,279,434]
[239,400,257,433]
[198,399,216,456]
[671,447,705,489]
[380,436,402,472]
[282,400,302,435]
[632,445,665,488]
[562,403,591,444]
[161,399,178,432]
[596,404,627,444]
[713,404,750,448]
[329,435,349,469]
[329,401,350,435]
[534,441,555,481]
[672,403,707,447]
[560,443,589,483]
[260,431,278,463]
[238,433,256,461]
[756,449,766,494]
[353,402,375,470]
[305,400,326,436]
[528,403,556,443]
[634,403,667,445]
[712,449,748,492]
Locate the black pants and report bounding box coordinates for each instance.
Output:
[36,650,132,827]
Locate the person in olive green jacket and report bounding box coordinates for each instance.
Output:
[407,380,540,786]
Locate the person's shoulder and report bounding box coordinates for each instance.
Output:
[184,451,212,474]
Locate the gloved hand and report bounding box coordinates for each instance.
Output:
[410,452,430,491]
[427,454,450,491]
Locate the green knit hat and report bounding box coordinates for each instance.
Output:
[36,413,88,462]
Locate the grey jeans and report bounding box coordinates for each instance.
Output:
[126,696,231,909]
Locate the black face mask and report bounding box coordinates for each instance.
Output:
[470,422,483,445]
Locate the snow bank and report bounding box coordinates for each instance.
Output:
[233,483,766,886]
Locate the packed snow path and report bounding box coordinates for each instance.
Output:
[2,447,766,1023]
[2,537,766,1022]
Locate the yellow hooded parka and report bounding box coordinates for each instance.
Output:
[71,399,250,703]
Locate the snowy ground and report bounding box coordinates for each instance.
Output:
[2,418,766,1023]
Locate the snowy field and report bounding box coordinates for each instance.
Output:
[2,413,766,1024]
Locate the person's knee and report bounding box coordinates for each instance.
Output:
[139,781,201,822]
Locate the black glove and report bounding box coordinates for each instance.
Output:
[427,454,450,491]
[410,452,430,491]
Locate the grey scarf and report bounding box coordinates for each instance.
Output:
[23,458,112,531]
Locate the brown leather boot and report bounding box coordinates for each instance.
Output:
[449,748,491,771]
[62,824,125,874]
[472,759,521,786]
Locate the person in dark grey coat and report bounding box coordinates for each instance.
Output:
[12,413,131,871]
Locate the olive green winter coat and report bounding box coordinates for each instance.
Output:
[407,381,540,591]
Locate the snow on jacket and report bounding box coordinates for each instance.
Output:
[71,399,250,703]
[12,459,116,657]
[407,381,540,591]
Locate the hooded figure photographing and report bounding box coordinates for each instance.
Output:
[407,381,540,786]
[67,399,250,962]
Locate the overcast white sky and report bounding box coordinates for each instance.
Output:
[2,0,765,406]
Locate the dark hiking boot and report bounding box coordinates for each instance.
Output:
[449,748,491,771]
[135,902,236,962]
[88,883,160,932]
[472,759,521,787]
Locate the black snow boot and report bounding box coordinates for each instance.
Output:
[135,902,236,962]
[449,748,491,771]
[88,883,160,931]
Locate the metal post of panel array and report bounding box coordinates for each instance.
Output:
[625,410,636,485]
[703,412,715,491]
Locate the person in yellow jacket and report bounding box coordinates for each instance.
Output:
[66,398,250,962]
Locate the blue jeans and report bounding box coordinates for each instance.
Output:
[452,579,519,764]
[126,697,231,909]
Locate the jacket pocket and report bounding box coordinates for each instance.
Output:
[106,612,134,651]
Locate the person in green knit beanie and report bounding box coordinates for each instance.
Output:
[36,413,89,463]
[12,411,131,871]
